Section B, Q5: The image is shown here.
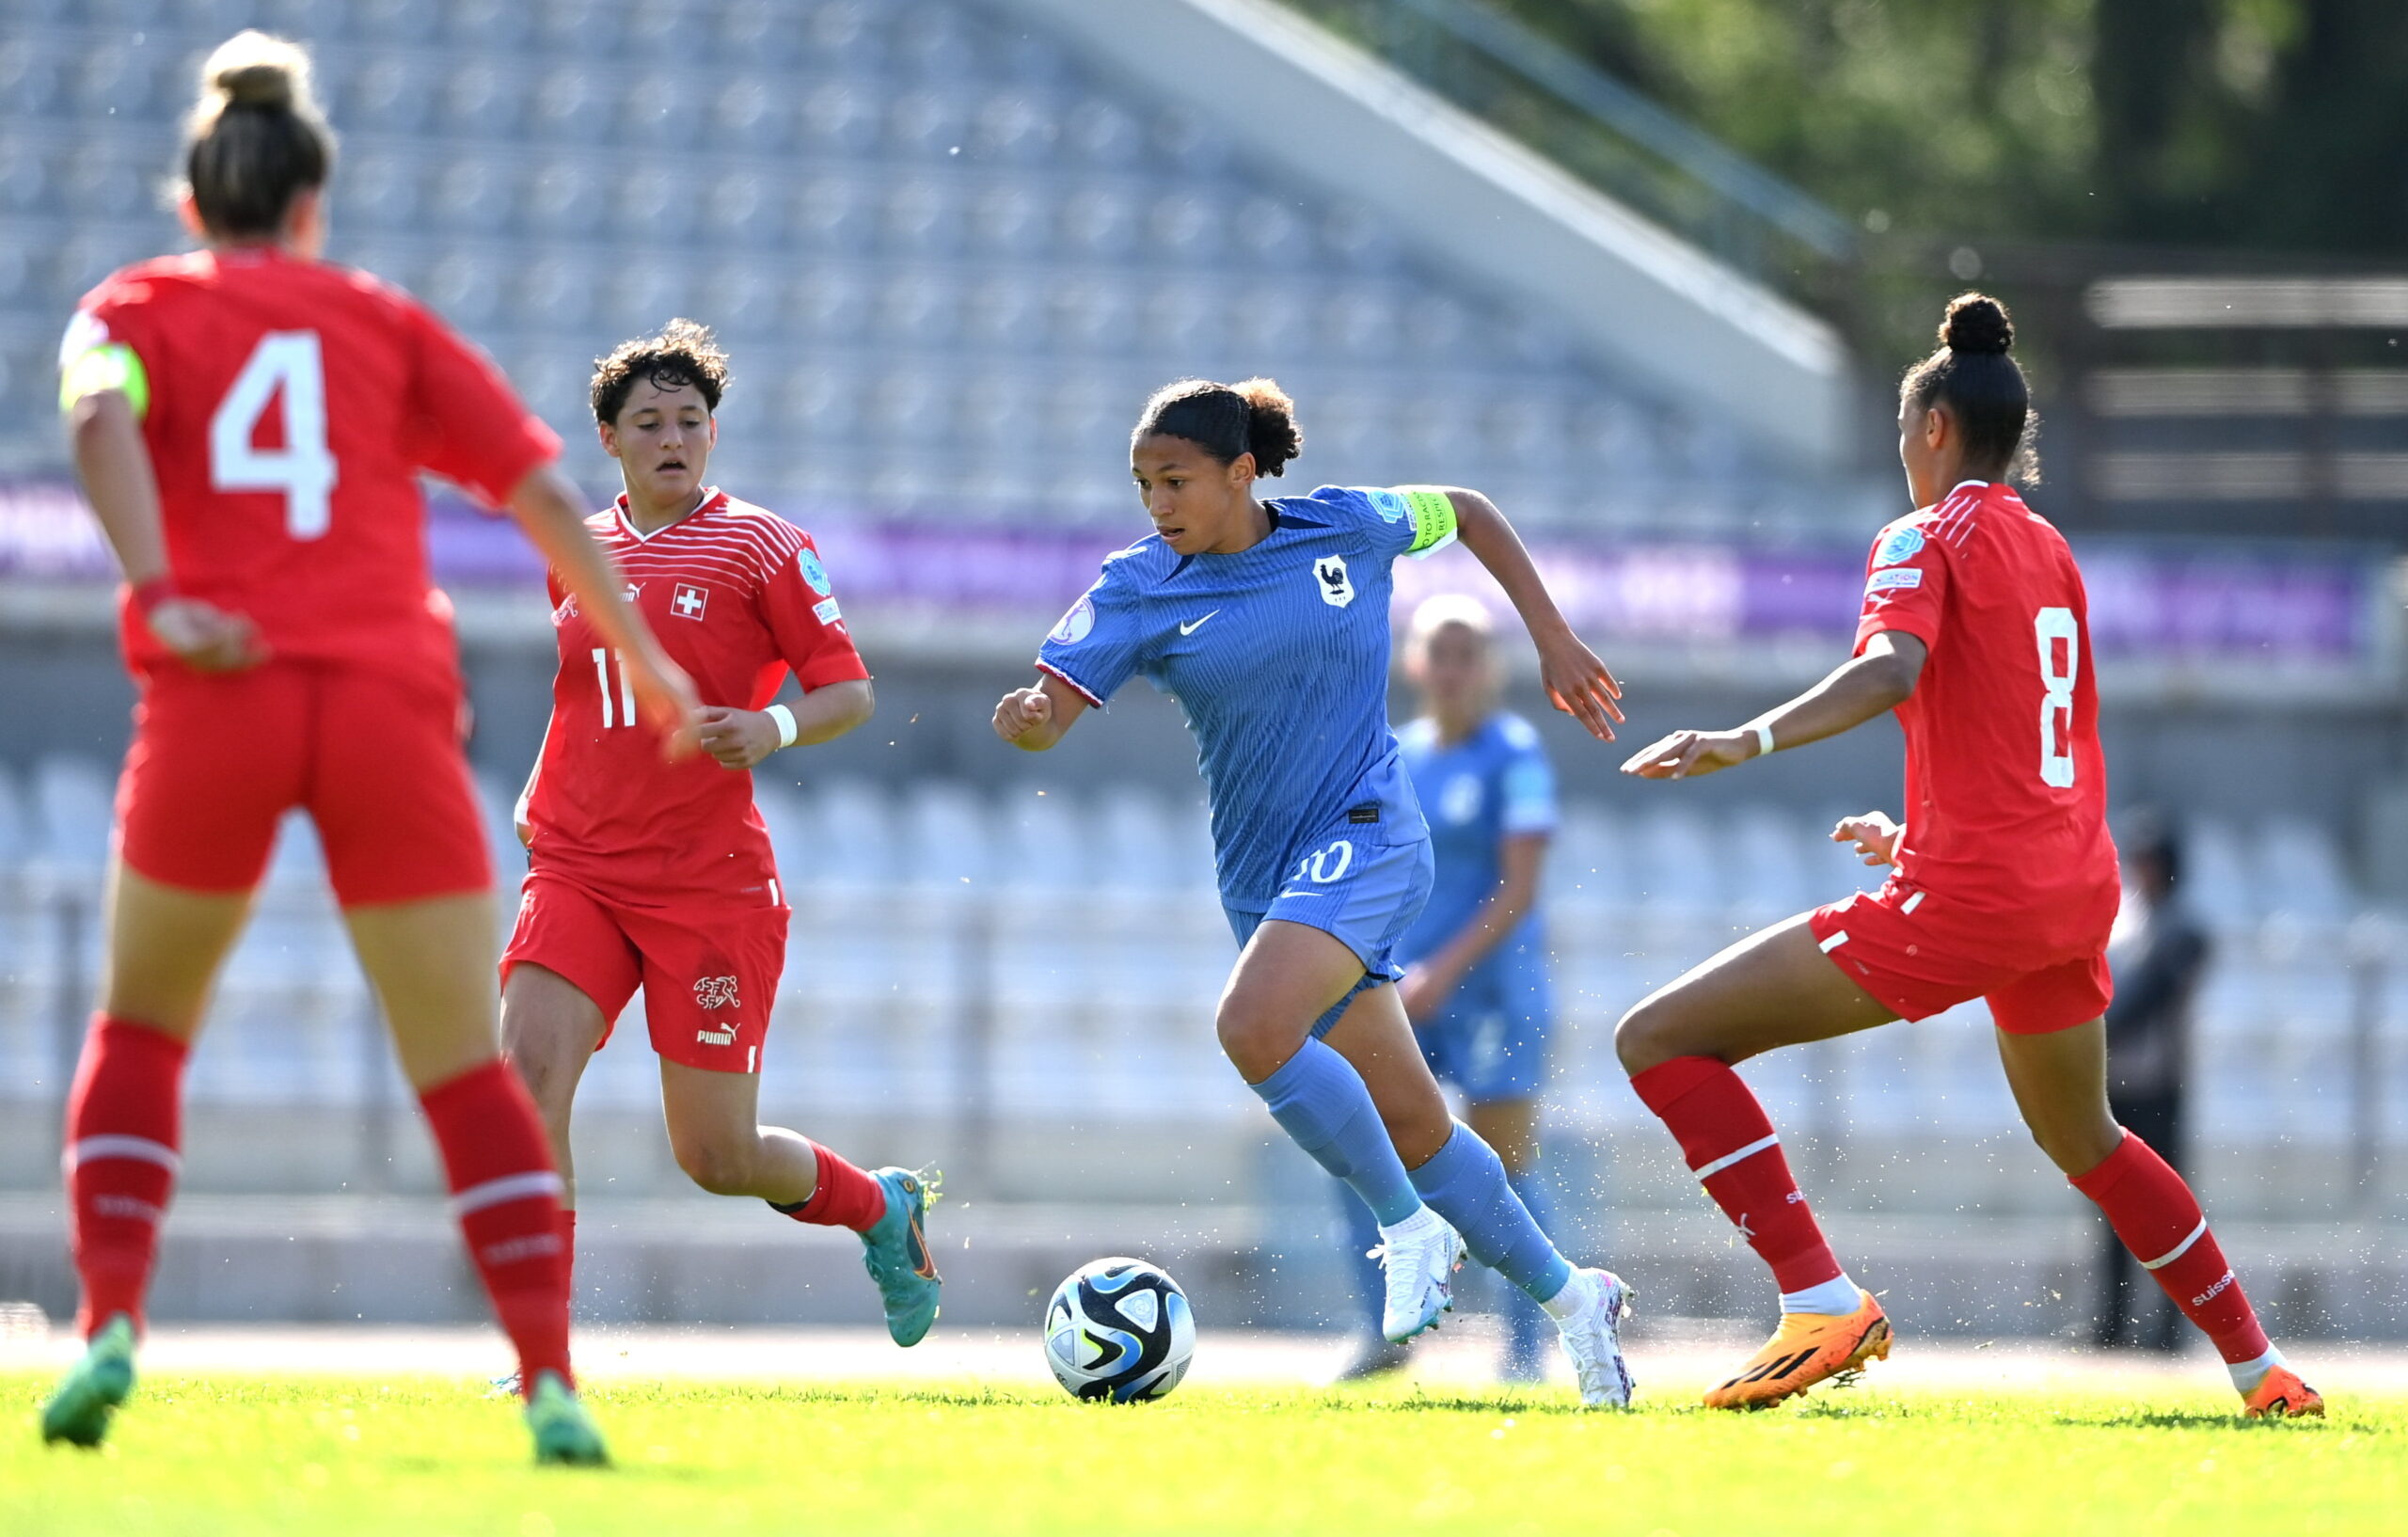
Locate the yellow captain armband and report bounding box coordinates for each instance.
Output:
[1399,487,1459,557]
[59,341,150,421]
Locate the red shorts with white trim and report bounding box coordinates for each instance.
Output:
[1807,879,2114,1036]
[117,660,490,907]
[501,872,788,1073]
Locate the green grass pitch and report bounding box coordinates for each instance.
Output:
[4,1371,2400,1536]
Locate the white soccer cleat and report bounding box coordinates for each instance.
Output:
[1554,1268,1637,1408]
[1372,1209,1465,1344]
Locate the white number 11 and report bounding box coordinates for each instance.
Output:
[2035,607,2079,787]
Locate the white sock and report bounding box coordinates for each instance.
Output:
[2227,1346,2286,1394]
[1539,1266,1594,1322]
[1377,1206,1442,1249]
[1779,1273,1861,1316]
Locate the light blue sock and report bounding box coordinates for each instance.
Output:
[1410,1120,1573,1304]
[1503,1168,1555,1370]
[1336,1182,1387,1334]
[1249,1038,1421,1226]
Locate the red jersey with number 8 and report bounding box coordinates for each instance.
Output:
[70,247,559,687]
[1850,481,2119,951]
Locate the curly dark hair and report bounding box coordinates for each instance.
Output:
[1132,376,1303,477]
[590,318,729,425]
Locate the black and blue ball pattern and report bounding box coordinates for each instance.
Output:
[1043,1257,1196,1402]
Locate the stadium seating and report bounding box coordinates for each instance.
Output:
[0,0,1760,531]
[0,753,2394,1214]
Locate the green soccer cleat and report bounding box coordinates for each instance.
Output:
[526,1371,610,1467]
[861,1166,943,1347]
[40,1314,136,1449]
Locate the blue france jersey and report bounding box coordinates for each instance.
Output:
[1038,485,1459,911]
[1395,712,1557,972]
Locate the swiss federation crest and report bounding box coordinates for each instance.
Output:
[1313,554,1354,608]
[1873,525,1925,568]
[797,548,833,595]
[671,582,709,620]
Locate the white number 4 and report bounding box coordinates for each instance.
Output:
[210,331,338,539]
[2035,606,2079,787]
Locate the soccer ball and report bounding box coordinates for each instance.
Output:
[1042,1257,1196,1402]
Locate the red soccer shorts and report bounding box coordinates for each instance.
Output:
[117,660,491,907]
[501,873,788,1073]
[1808,878,2115,1036]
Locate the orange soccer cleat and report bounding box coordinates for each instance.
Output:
[2242,1365,2324,1420]
[1703,1289,1893,1411]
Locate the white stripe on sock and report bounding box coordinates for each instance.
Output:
[1818,930,1850,953]
[450,1169,564,1218]
[2141,1216,2209,1271]
[68,1135,182,1176]
[2227,1345,2284,1394]
[1691,1133,1780,1181]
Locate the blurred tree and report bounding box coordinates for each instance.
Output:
[1481,0,2408,257]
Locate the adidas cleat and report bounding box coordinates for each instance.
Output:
[862,1167,942,1347]
[1703,1288,1892,1411]
[2242,1365,2324,1420]
[40,1314,137,1449]
[1372,1210,1465,1344]
[526,1371,610,1466]
[1554,1269,1637,1409]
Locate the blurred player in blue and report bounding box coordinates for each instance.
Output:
[1334,594,1563,1383]
[992,377,1638,1406]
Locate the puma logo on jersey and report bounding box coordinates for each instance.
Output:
[1180,610,1220,636]
[1313,555,1354,608]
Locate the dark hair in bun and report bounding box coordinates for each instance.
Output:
[1133,376,1303,478]
[1902,292,2036,483]
[182,30,336,240]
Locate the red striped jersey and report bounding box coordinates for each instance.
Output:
[523,488,867,902]
[1851,480,2119,948]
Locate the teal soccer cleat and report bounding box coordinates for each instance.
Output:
[40,1314,136,1449]
[861,1167,943,1346]
[526,1371,610,1466]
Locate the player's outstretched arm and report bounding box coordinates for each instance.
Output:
[1438,488,1623,742]
[68,388,265,672]
[992,673,1088,753]
[695,679,875,770]
[506,464,702,759]
[1621,631,1929,781]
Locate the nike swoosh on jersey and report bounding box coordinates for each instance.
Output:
[1179,610,1220,636]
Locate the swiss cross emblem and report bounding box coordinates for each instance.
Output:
[672,582,709,620]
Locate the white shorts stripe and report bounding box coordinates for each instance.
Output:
[1901,891,1926,913]
[450,1169,564,1218]
[69,1135,182,1175]
[1818,930,1850,953]
[2141,1216,2210,1272]
[1691,1133,1781,1181]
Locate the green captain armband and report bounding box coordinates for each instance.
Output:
[59,341,150,421]
[1401,488,1458,556]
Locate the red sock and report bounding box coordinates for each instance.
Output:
[770,1144,887,1232]
[1632,1056,1844,1293]
[420,1059,573,1396]
[2071,1132,2269,1365]
[65,1016,189,1339]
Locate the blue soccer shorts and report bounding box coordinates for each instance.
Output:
[1224,830,1435,1039]
[1415,943,1555,1103]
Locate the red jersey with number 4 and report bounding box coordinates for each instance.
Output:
[1852,481,2119,952]
[69,247,559,688]
[524,490,868,902]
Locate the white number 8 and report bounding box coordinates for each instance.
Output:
[209,330,338,539]
[2035,606,2079,787]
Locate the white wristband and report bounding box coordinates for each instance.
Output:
[1753,722,1776,758]
[766,703,799,749]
